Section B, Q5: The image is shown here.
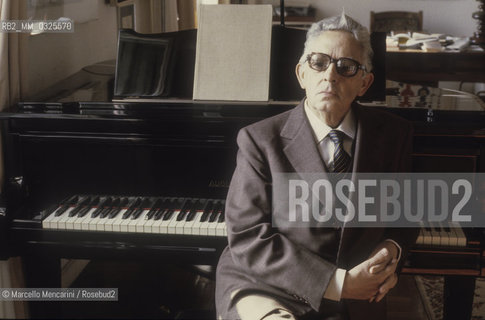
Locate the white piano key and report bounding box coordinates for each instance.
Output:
[148,210,171,234]
[207,213,220,236]
[126,210,147,232]
[174,209,193,234]
[197,219,212,236]
[438,222,450,246]
[184,211,203,235]
[216,222,227,236]
[450,222,467,247]
[105,209,128,232]
[94,214,113,231]
[430,223,441,246]
[157,210,179,234]
[42,207,62,228]
[166,210,182,234]
[88,215,104,231]
[190,212,207,235]
[134,210,151,233]
[422,226,433,245]
[65,208,94,230]
[447,225,459,246]
[57,211,74,229]
[143,214,158,233]
[49,207,75,229]
[72,208,97,230]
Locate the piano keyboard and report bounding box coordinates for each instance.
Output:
[415,222,467,247]
[41,195,227,237]
[41,195,468,247]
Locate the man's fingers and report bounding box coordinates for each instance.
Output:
[375,273,398,302]
[369,262,385,274]
[370,257,397,275]
[367,248,390,269]
[368,248,398,274]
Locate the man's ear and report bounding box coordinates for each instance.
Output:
[357,72,374,97]
[295,63,306,89]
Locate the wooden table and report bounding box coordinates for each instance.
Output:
[385,48,485,83]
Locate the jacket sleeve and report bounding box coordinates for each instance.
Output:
[225,127,336,311]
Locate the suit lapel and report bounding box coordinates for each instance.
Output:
[281,101,328,176]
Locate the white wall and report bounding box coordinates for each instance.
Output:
[272,0,479,37]
[26,0,117,98]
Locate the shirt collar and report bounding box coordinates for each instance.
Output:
[304,99,356,143]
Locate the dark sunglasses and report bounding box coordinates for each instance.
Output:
[306,52,366,77]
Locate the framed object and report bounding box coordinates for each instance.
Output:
[117,0,134,30]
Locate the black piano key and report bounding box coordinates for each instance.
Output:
[42,203,61,219]
[55,195,79,216]
[217,201,225,222]
[209,202,221,222]
[217,211,225,223]
[99,207,111,218]
[152,198,171,220]
[131,208,143,220]
[154,208,167,221]
[122,197,141,219]
[132,198,152,219]
[200,200,214,222]
[162,209,175,221]
[91,197,113,218]
[100,197,119,218]
[187,199,207,221]
[75,196,100,217]
[163,198,184,221]
[176,199,194,221]
[69,196,92,217]
[186,200,203,222]
[109,197,129,219]
[146,198,164,220]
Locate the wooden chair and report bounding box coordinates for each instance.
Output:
[370,11,423,34]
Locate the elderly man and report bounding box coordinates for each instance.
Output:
[216,14,418,320]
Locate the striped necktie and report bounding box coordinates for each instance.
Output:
[328,130,351,173]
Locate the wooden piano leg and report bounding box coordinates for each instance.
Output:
[443,275,475,320]
[23,255,61,319]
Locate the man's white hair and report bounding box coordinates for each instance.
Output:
[299,12,373,72]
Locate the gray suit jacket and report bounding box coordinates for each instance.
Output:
[215,101,417,319]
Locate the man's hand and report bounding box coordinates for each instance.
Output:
[368,241,399,274]
[341,248,397,300]
[367,241,400,302]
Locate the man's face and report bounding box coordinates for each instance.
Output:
[296,31,374,126]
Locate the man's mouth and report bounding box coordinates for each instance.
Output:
[319,90,337,97]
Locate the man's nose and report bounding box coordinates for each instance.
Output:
[323,62,338,82]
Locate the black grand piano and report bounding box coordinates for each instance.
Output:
[1,27,484,319]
